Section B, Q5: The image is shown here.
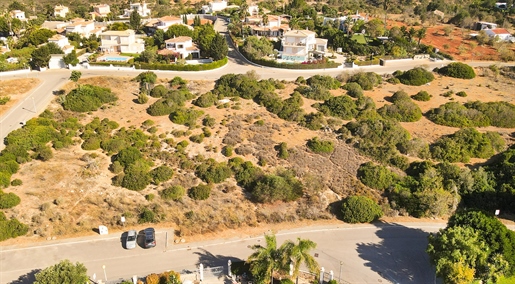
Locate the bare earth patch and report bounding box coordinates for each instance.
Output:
[0,78,41,116]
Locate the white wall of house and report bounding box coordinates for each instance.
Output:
[54,5,69,18]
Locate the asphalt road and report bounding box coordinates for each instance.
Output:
[0,222,446,284]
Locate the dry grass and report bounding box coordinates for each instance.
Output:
[0,78,41,116]
[3,70,515,245]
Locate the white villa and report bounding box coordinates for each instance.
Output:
[65,19,98,38]
[323,12,367,32]
[145,16,184,32]
[280,30,327,62]
[201,0,228,14]
[159,36,200,59]
[90,4,110,20]
[54,5,69,18]
[124,1,151,17]
[48,34,74,54]
[245,14,290,37]
[99,29,145,53]
[10,10,26,21]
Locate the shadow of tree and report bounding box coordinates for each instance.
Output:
[9,269,40,284]
[194,248,244,280]
[356,222,441,284]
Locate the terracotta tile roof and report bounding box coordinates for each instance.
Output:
[186,19,213,26]
[165,36,192,43]
[490,28,511,35]
[159,16,181,22]
[283,29,315,37]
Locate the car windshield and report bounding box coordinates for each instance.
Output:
[127,235,136,241]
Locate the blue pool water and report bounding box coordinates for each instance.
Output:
[101,56,130,62]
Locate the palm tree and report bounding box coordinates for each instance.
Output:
[247,234,319,283]
[282,238,319,277]
[248,234,285,284]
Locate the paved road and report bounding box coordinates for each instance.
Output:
[0,222,446,284]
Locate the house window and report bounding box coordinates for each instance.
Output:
[178,44,184,49]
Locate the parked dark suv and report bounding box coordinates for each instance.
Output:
[143,228,156,248]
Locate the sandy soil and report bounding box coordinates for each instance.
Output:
[0,78,41,116]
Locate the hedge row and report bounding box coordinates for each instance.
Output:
[90,58,228,71]
[354,58,380,66]
[245,56,340,69]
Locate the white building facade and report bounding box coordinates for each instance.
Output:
[280,30,327,62]
[54,5,69,18]
[100,29,145,53]
[124,2,151,17]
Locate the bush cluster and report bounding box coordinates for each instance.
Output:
[348,72,382,90]
[342,82,364,98]
[411,90,431,101]
[306,137,334,153]
[62,85,118,112]
[341,196,383,223]
[250,170,303,203]
[394,67,435,86]
[0,212,28,241]
[378,90,422,122]
[431,128,505,163]
[306,75,341,89]
[436,62,476,79]
[195,159,232,184]
[357,162,399,190]
[160,185,185,201]
[427,101,515,128]
[188,184,212,200]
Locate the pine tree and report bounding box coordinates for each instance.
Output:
[209,33,228,61]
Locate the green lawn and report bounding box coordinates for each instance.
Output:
[350,34,367,44]
[497,275,515,284]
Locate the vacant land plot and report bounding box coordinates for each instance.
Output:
[0,78,41,116]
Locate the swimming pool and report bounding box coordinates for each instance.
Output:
[98,56,131,62]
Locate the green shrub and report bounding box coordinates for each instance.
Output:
[0,212,28,241]
[202,116,216,127]
[147,98,179,116]
[0,172,12,188]
[160,185,185,201]
[0,192,21,209]
[431,128,505,162]
[150,85,168,98]
[188,184,212,200]
[396,67,435,86]
[426,102,490,128]
[342,82,364,98]
[378,90,422,122]
[412,90,431,101]
[456,91,468,97]
[81,137,101,150]
[34,144,53,161]
[195,159,232,184]
[193,92,217,108]
[357,162,399,190]
[307,137,334,153]
[306,75,341,89]
[10,179,22,186]
[278,142,289,159]
[222,146,233,157]
[317,95,357,120]
[0,160,20,174]
[62,84,118,112]
[137,93,149,104]
[349,72,382,90]
[341,196,383,223]
[189,134,205,143]
[250,170,303,203]
[145,193,155,201]
[138,208,157,223]
[294,85,332,101]
[113,147,143,169]
[150,165,173,184]
[121,163,151,191]
[170,108,204,127]
[437,62,476,79]
[0,96,11,105]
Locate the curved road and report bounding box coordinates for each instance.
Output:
[1,222,446,284]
